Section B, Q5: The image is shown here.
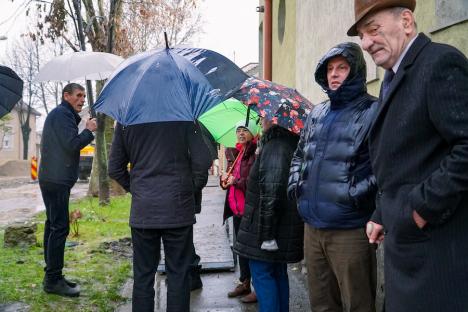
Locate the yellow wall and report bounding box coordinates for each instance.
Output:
[271,0,296,87]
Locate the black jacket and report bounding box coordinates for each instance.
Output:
[108,121,212,229]
[288,42,377,229]
[39,101,94,187]
[234,126,304,263]
[368,33,468,311]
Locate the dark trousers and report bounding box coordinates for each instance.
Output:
[40,181,71,282]
[305,225,376,312]
[191,240,201,273]
[131,225,193,312]
[250,260,289,312]
[233,216,251,282]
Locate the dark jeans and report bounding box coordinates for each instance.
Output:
[233,215,251,282]
[250,259,289,312]
[40,181,71,282]
[131,226,193,312]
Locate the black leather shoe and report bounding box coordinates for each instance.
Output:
[190,274,203,291]
[190,265,203,291]
[43,276,78,288]
[44,278,80,297]
[63,277,78,288]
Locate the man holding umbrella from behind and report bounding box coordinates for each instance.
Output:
[97,42,249,312]
[109,120,211,311]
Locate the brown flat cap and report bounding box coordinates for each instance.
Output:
[347,0,416,36]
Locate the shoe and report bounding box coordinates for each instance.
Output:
[43,278,80,297]
[227,280,251,298]
[43,275,78,288]
[190,265,203,291]
[64,277,78,288]
[190,275,203,291]
[190,273,203,291]
[240,291,257,303]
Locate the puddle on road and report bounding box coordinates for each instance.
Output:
[0,182,89,228]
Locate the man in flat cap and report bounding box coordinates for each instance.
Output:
[348,0,468,311]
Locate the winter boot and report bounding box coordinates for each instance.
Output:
[240,291,257,303]
[227,279,251,298]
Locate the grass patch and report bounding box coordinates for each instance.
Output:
[0,195,133,311]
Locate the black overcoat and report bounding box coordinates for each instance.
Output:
[369,33,468,311]
[234,126,304,263]
[108,121,212,229]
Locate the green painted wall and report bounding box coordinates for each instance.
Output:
[271,0,296,87]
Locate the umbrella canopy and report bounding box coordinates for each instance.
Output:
[199,99,259,147]
[34,51,124,82]
[93,47,248,126]
[233,77,313,134]
[0,65,23,118]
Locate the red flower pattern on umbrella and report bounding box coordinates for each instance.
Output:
[233,77,313,134]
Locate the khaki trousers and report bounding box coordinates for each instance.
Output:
[305,224,377,312]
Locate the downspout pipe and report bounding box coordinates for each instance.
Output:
[263,0,272,81]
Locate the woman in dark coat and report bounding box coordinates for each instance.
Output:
[234,119,304,312]
[221,121,257,302]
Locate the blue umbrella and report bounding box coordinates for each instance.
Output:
[0,65,23,118]
[93,47,248,125]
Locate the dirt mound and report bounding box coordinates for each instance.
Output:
[0,160,30,176]
[98,237,132,259]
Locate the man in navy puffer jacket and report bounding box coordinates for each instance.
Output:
[288,42,378,312]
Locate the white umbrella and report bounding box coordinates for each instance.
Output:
[34,51,125,82]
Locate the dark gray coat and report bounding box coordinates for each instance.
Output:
[369,33,468,311]
[108,121,211,229]
[39,101,94,187]
[234,126,304,263]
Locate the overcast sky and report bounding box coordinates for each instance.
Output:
[0,0,260,66]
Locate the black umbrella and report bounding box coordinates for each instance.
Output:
[0,65,23,118]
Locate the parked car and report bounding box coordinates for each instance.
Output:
[79,145,94,180]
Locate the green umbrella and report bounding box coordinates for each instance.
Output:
[199,99,259,147]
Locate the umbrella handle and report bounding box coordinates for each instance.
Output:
[90,107,97,118]
[221,149,244,189]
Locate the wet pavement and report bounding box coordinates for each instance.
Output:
[116,176,310,312]
[0,177,89,229]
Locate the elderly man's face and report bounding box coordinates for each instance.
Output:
[64,89,86,113]
[327,56,351,90]
[357,9,413,69]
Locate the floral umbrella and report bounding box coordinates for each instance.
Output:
[233,77,313,134]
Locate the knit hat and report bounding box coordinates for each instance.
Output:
[235,120,257,136]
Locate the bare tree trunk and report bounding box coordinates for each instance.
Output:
[21,123,31,160]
